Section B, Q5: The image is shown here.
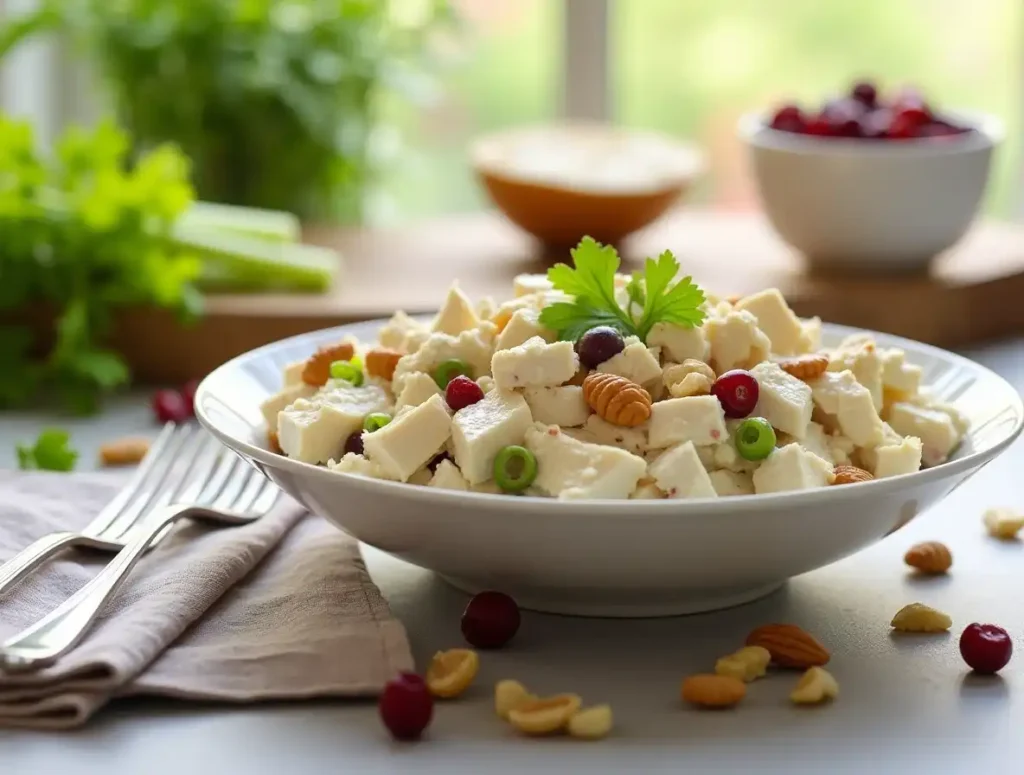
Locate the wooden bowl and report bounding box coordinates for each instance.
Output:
[471,123,704,248]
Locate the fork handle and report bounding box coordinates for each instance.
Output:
[0,532,95,598]
[0,505,192,672]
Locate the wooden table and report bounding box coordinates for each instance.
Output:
[108,209,1024,383]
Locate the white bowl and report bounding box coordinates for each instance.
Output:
[195,319,1022,618]
[739,111,1002,272]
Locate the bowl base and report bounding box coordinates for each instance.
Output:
[439,575,785,618]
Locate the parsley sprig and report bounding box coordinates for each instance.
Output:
[539,237,706,342]
[16,428,79,472]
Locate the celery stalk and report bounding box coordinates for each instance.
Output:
[177,202,301,243]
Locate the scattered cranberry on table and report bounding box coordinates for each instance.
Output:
[711,370,760,419]
[379,672,434,740]
[959,623,1013,674]
[180,379,199,417]
[152,388,191,424]
[576,326,626,369]
[445,375,485,412]
[461,590,521,649]
[768,79,972,140]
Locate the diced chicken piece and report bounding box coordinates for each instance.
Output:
[880,348,923,398]
[887,402,960,466]
[735,288,807,355]
[630,480,665,499]
[709,469,755,496]
[277,384,392,464]
[750,362,813,439]
[809,370,885,448]
[260,382,316,432]
[395,372,442,413]
[705,310,772,373]
[647,322,709,363]
[523,385,590,427]
[584,415,649,455]
[595,337,662,386]
[647,441,718,499]
[451,390,533,484]
[378,310,428,352]
[477,375,495,394]
[428,459,470,491]
[432,282,480,336]
[648,395,728,449]
[801,317,822,353]
[861,434,923,479]
[525,424,646,500]
[491,337,579,390]
[362,394,452,482]
[476,296,497,321]
[796,422,856,466]
[828,341,883,411]
[327,453,397,480]
[513,273,554,297]
[495,307,555,351]
[752,445,834,494]
[391,323,497,394]
[283,360,305,387]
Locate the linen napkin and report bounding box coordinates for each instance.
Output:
[0,471,413,729]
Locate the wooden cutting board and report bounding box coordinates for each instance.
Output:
[110,208,1024,383]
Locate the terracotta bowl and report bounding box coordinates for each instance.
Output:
[471,123,705,248]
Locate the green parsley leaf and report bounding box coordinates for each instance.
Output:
[635,250,706,339]
[16,428,79,472]
[625,270,646,310]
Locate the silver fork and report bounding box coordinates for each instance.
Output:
[0,423,218,596]
[0,452,280,672]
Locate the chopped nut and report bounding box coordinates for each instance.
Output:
[99,437,150,467]
[495,679,535,720]
[567,704,613,740]
[425,648,479,699]
[983,508,1024,540]
[790,666,839,705]
[669,372,713,398]
[267,430,282,454]
[582,372,652,427]
[715,645,771,682]
[891,602,952,633]
[301,341,356,386]
[680,674,746,709]
[904,541,952,574]
[745,623,830,668]
[663,359,716,393]
[365,348,403,381]
[508,694,581,735]
[831,465,874,485]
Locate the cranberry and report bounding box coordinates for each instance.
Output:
[769,104,806,133]
[445,375,485,412]
[180,379,199,417]
[343,431,364,456]
[887,106,932,140]
[711,370,760,419]
[806,117,832,137]
[893,86,930,115]
[461,590,521,649]
[379,672,433,740]
[152,389,190,424]
[850,80,878,108]
[960,623,1013,674]
[576,326,626,369]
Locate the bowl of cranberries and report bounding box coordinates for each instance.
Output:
[741,80,1002,272]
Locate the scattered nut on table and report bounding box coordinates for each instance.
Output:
[507,694,582,735]
[903,541,953,574]
[567,704,613,740]
[745,623,830,668]
[890,602,952,633]
[790,666,839,705]
[99,437,150,467]
[494,679,536,720]
[681,674,746,709]
[425,648,479,698]
[982,508,1024,540]
[715,645,771,682]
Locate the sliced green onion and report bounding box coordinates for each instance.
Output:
[363,413,392,433]
[735,417,776,461]
[493,445,538,493]
[330,360,364,386]
[434,358,473,389]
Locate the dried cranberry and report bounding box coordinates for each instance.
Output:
[960,623,1013,674]
[152,389,190,424]
[850,80,878,108]
[806,117,832,137]
[181,379,199,417]
[769,104,807,133]
[427,451,451,472]
[343,431,364,456]
[445,375,485,412]
[379,672,433,740]
[711,370,760,419]
[461,591,521,649]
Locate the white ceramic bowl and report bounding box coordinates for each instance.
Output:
[739,111,1002,272]
[195,319,1022,618]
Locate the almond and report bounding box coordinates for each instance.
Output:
[680,674,746,709]
[745,623,830,668]
[582,372,652,427]
[98,437,150,467]
[777,353,829,381]
[365,348,403,381]
[301,341,356,387]
[904,541,952,574]
[832,464,874,485]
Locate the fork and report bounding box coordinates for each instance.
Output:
[0,451,280,672]
[0,423,219,597]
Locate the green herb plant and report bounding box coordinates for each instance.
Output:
[539,237,706,343]
[0,114,200,413]
[1,0,453,222]
[16,428,80,471]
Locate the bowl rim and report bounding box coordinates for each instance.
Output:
[738,108,1004,156]
[195,319,1023,516]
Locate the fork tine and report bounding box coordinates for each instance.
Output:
[248,480,281,516]
[168,435,223,504]
[102,425,202,538]
[225,468,267,514]
[193,449,242,507]
[206,456,250,510]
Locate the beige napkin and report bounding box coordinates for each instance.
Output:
[0,471,413,729]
